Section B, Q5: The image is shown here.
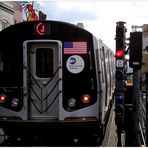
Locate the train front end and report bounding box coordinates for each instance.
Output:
[0,21,100,138]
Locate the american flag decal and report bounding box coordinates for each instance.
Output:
[64,42,87,54]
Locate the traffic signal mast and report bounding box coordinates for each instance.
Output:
[114,21,148,147]
[115,21,126,146]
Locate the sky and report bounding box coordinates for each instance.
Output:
[37,0,148,52]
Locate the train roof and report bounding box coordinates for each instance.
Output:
[0,20,93,36]
[0,20,96,43]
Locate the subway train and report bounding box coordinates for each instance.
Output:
[0,20,115,145]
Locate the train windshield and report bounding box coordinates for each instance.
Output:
[0,50,22,86]
[0,53,3,72]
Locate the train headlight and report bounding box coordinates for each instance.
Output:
[68,98,76,107]
[81,94,90,104]
[0,94,7,103]
[11,98,19,107]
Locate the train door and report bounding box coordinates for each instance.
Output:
[23,40,62,120]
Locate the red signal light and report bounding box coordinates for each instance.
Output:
[116,49,124,58]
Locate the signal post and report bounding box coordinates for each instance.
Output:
[115,22,143,146]
[115,21,126,146]
[129,30,142,146]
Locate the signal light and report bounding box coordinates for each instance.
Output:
[82,94,90,103]
[129,32,142,70]
[116,22,126,54]
[116,49,124,58]
[116,104,124,114]
[115,94,124,100]
[115,70,124,80]
[116,28,123,37]
[116,39,123,49]
[0,94,7,103]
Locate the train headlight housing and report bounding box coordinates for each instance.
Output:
[68,98,76,107]
[81,94,90,104]
[0,94,7,103]
[11,98,19,107]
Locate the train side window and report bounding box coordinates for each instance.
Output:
[101,48,105,83]
[96,49,104,82]
[106,51,110,78]
[36,48,53,78]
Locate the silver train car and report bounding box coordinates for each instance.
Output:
[0,21,115,144]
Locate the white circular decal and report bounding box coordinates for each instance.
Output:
[66,55,85,74]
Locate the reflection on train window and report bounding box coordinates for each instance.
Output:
[36,48,53,78]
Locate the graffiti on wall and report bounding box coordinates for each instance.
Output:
[23,3,38,21]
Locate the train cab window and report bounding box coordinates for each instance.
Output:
[36,48,53,78]
[0,53,3,72]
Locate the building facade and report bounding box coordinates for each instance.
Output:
[0,1,23,31]
[0,2,14,31]
[0,1,46,31]
[13,1,23,24]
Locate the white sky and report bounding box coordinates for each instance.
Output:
[37,1,148,52]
